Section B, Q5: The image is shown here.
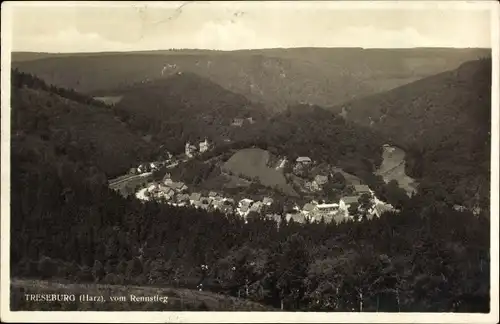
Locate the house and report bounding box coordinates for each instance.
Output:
[159,184,175,195]
[304,181,317,192]
[212,199,224,210]
[296,157,312,164]
[190,193,202,204]
[192,200,203,209]
[177,193,190,203]
[316,203,340,215]
[147,183,158,192]
[231,118,244,127]
[150,162,161,170]
[369,203,394,218]
[185,142,198,158]
[239,198,254,208]
[453,204,468,212]
[208,191,219,199]
[314,175,329,186]
[340,196,361,214]
[237,199,254,217]
[286,212,307,224]
[138,163,150,174]
[262,197,274,206]
[246,117,255,124]
[200,198,211,210]
[238,204,250,217]
[199,138,210,153]
[223,198,235,206]
[354,184,372,195]
[170,182,187,192]
[250,201,263,214]
[301,203,317,216]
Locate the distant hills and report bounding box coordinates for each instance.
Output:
[11,47,490,111]
[330,58,491,208]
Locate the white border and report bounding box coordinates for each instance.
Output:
[1,1,499,323]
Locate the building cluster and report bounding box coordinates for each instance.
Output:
[185,138,212,158]
[264,184,396,226]
[129,152,174,175]
[131,150,396,226]
[235,197,274,219]
[137,173,240,214]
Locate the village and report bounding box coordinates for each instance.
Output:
[110,137,398,226]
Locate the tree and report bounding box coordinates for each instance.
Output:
[92,260,105,282]
[348,203,359,217]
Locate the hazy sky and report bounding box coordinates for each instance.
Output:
[5,1,494,53]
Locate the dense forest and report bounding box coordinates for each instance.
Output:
[10,69,491,312]
[332,58,491,209]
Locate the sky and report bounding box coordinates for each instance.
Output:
[5,1,494,53]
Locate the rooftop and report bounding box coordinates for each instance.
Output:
[342,196,360,205]
[190,193,202,201]
[317,203,339,209]
[354,184,371,193]
[302,203,316,212]
[296,157,312,163]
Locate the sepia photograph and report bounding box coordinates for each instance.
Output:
[1,1,499,323]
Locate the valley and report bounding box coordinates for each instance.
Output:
[9,50,492,313]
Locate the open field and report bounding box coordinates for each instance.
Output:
[375,146,417,195]
[93,96,123,105]
[11,279,274,311]
[222,148,298,196]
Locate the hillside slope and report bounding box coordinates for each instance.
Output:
[11,279,273,311]
[11,70,154,178]
[331,59,491,207]
[12,48,490,111]
[101,72,269,151]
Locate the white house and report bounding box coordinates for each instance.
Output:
[262,197,274,206]
[296,157,312,164]
[185,142,198,158]
[199,138,210,153]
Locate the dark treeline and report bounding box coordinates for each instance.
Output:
[11,69,112,109]
[10,69,490,312]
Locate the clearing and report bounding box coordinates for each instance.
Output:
[375,145,417,196]
[222,148,298,196]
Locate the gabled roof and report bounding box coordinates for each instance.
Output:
[354,184,371,193]
[296,157,312,163]
[190,193,201,201]
[314,175,328,184]
[208,191,218,197]
[317,203,339,209]
[302,203,316,212]
[341,196,360,205]
[262,197,274,204]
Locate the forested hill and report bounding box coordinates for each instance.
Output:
[256,104,386,179]
[12,47,490,111]
[330,58,491,209]
[11,69,156,178]
[99,72,268,151]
